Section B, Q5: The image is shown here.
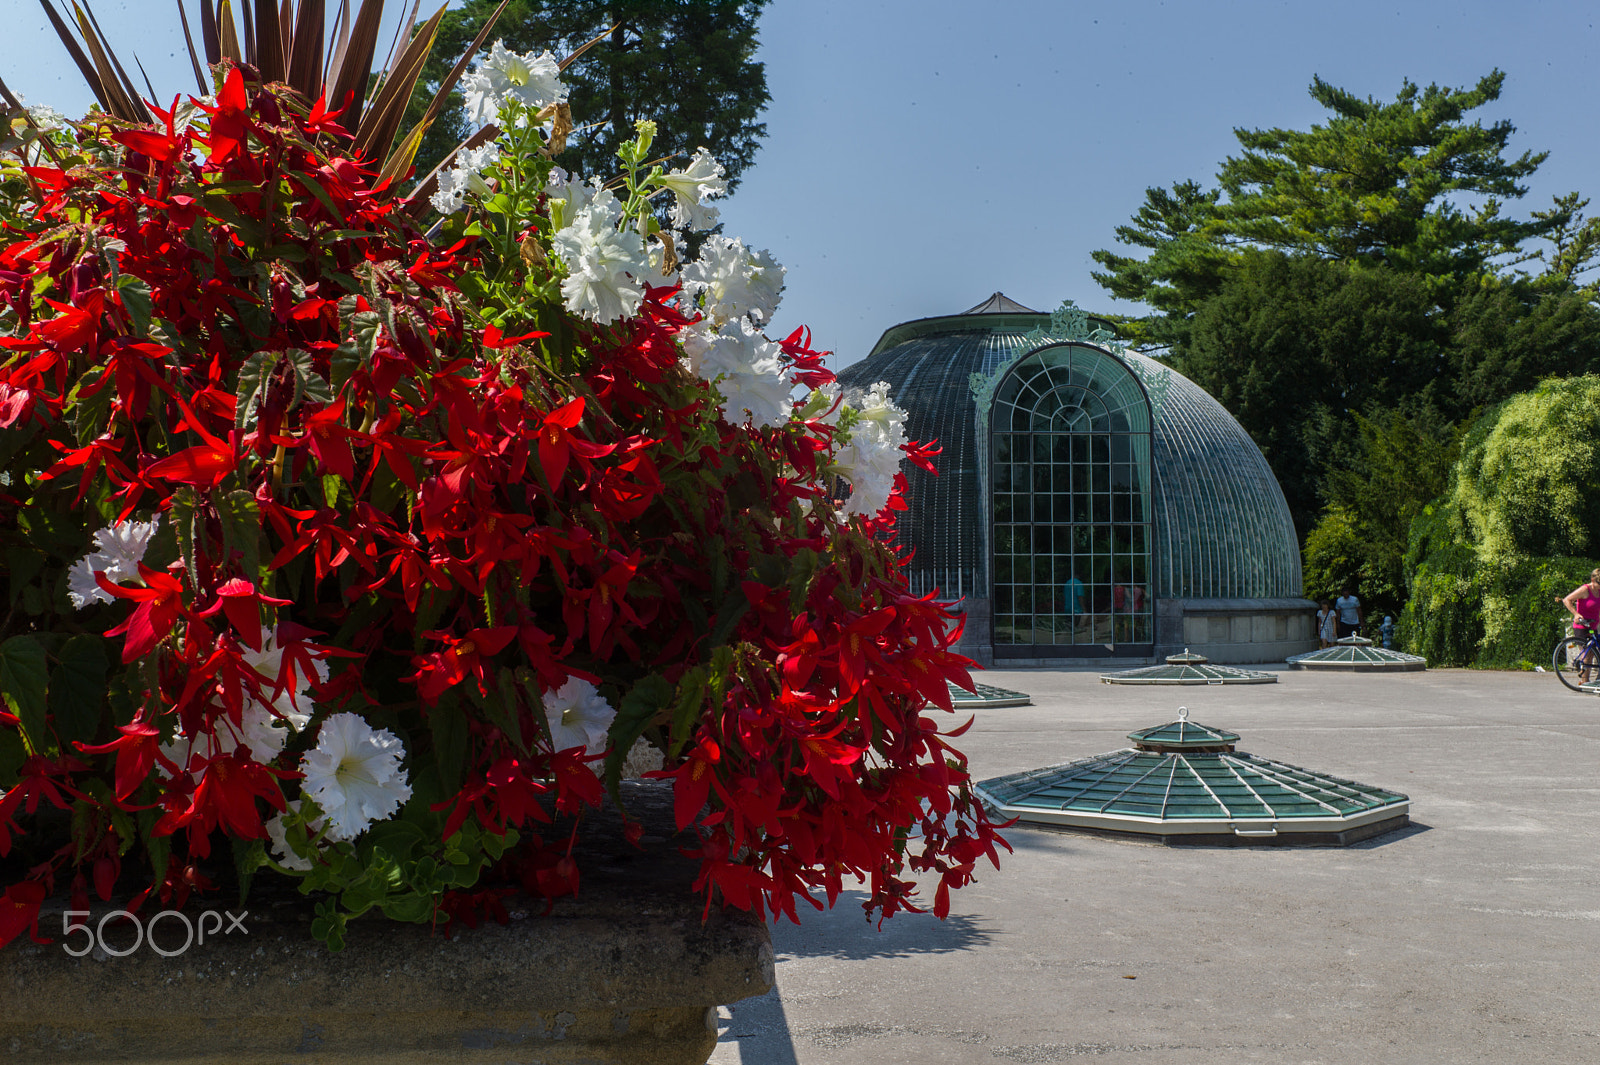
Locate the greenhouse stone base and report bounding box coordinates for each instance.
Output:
[0,784,772,1064]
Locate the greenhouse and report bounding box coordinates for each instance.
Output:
[837,295,1317,664]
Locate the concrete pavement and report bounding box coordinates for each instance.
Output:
[709,666,1600,1065]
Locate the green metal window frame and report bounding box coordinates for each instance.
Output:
[988,343,1154,656]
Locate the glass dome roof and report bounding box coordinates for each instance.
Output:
[1287,637,1427,671]
[974,710,1410,843]
[836,298,1302,602]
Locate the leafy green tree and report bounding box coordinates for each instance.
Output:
[1448,274,1600,412]
[1178,251,1444,534]
[1094,71,1570,350]
[404,0,770,198]
[1090,180,1232,350]
[1402,376,1600,666]
[1305,407,1463,618]
[1216,72,1551,279]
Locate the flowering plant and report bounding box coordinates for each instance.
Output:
[0,43,1003,950]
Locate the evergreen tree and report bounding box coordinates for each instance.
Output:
[1217,72,1551,279]
[404,0,770,198]
[1093,71,1570,348]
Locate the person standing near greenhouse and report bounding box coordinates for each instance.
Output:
[1334,585,1364,639]
[1317,599,1338,648]
[1559,569,1600,637]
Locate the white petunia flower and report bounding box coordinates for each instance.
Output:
[25,104,64,130]
[716,358,794,429]
[429,142,501,215]
[808,382,846,426]
[300,713,412,842]
[159,631,327,770]
[461,41,564,127]
[67,515,160,608]
[849,381,908,447]
[265,799,325,872]
[679,236,785,326]
[835,436,905,517]
[833,382,909,517]
[686,315,776,377]
[657,147,726,232]
[542,678,616,755]
[551,199,651,324]
[546,168,613,231]
[238,634,325,760]
[677,317,794,427]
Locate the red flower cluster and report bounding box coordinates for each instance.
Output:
[0,69,1004,945]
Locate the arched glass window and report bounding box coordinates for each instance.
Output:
[989,344,1153,655]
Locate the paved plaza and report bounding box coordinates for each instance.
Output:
[710,666,1600,1064]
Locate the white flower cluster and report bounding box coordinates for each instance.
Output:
[679,315,793,428]
[265,713,414,871]
[675,236,792,427]
[542,677,616,755]
[549,174,653,325]
[67,516,160,608]
[657,147,727,232]
[832,381,910,518]
[299,712,413,842]
[429,142,501,216]
[161,632,327,768]
[679,236,784,327]
[461,41,564,127]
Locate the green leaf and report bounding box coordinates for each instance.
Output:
[708,592,750,649]
[17,507,85,563]
[235,350,281,430]
[481,668,527,754]
[310,898,348,952]
[231,837,267,906]
[0,636,50,755]
[216,489,263,587]
[428,697,468,794]
[169,487,199,588]
[666,666,709,759]
[0,730,26,789]
[5,546,46,609]
[380,893,433,923]
[116,274,152,338]
[330,336,364,394]
[286,347,333,408]
[362,821,426,865]
[604,674,674,799]
[69,369,112,446]
[48,634,107,748]
[285,170,348,226]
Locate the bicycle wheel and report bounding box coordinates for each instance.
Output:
[1552,635,1599,691]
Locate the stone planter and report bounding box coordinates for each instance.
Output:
[0,783,772,1064]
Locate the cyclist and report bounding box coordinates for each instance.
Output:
[1560,568,1600,638]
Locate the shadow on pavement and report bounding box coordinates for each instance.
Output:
[771,891,997,961]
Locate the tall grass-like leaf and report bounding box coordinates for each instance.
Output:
[324,0,385,131]
[174,0,209,93]
[37,0,118,118]
[353,2,442,162]
[254,0,286,82]
[385,0,507,193]
[285,0,325,99]
[218,0,244,63]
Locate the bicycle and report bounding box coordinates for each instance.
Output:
[1552,626,1600,691]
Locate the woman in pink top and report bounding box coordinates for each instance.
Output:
[1561,568,1600,633]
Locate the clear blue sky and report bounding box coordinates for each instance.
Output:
[4,1,1596,371]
